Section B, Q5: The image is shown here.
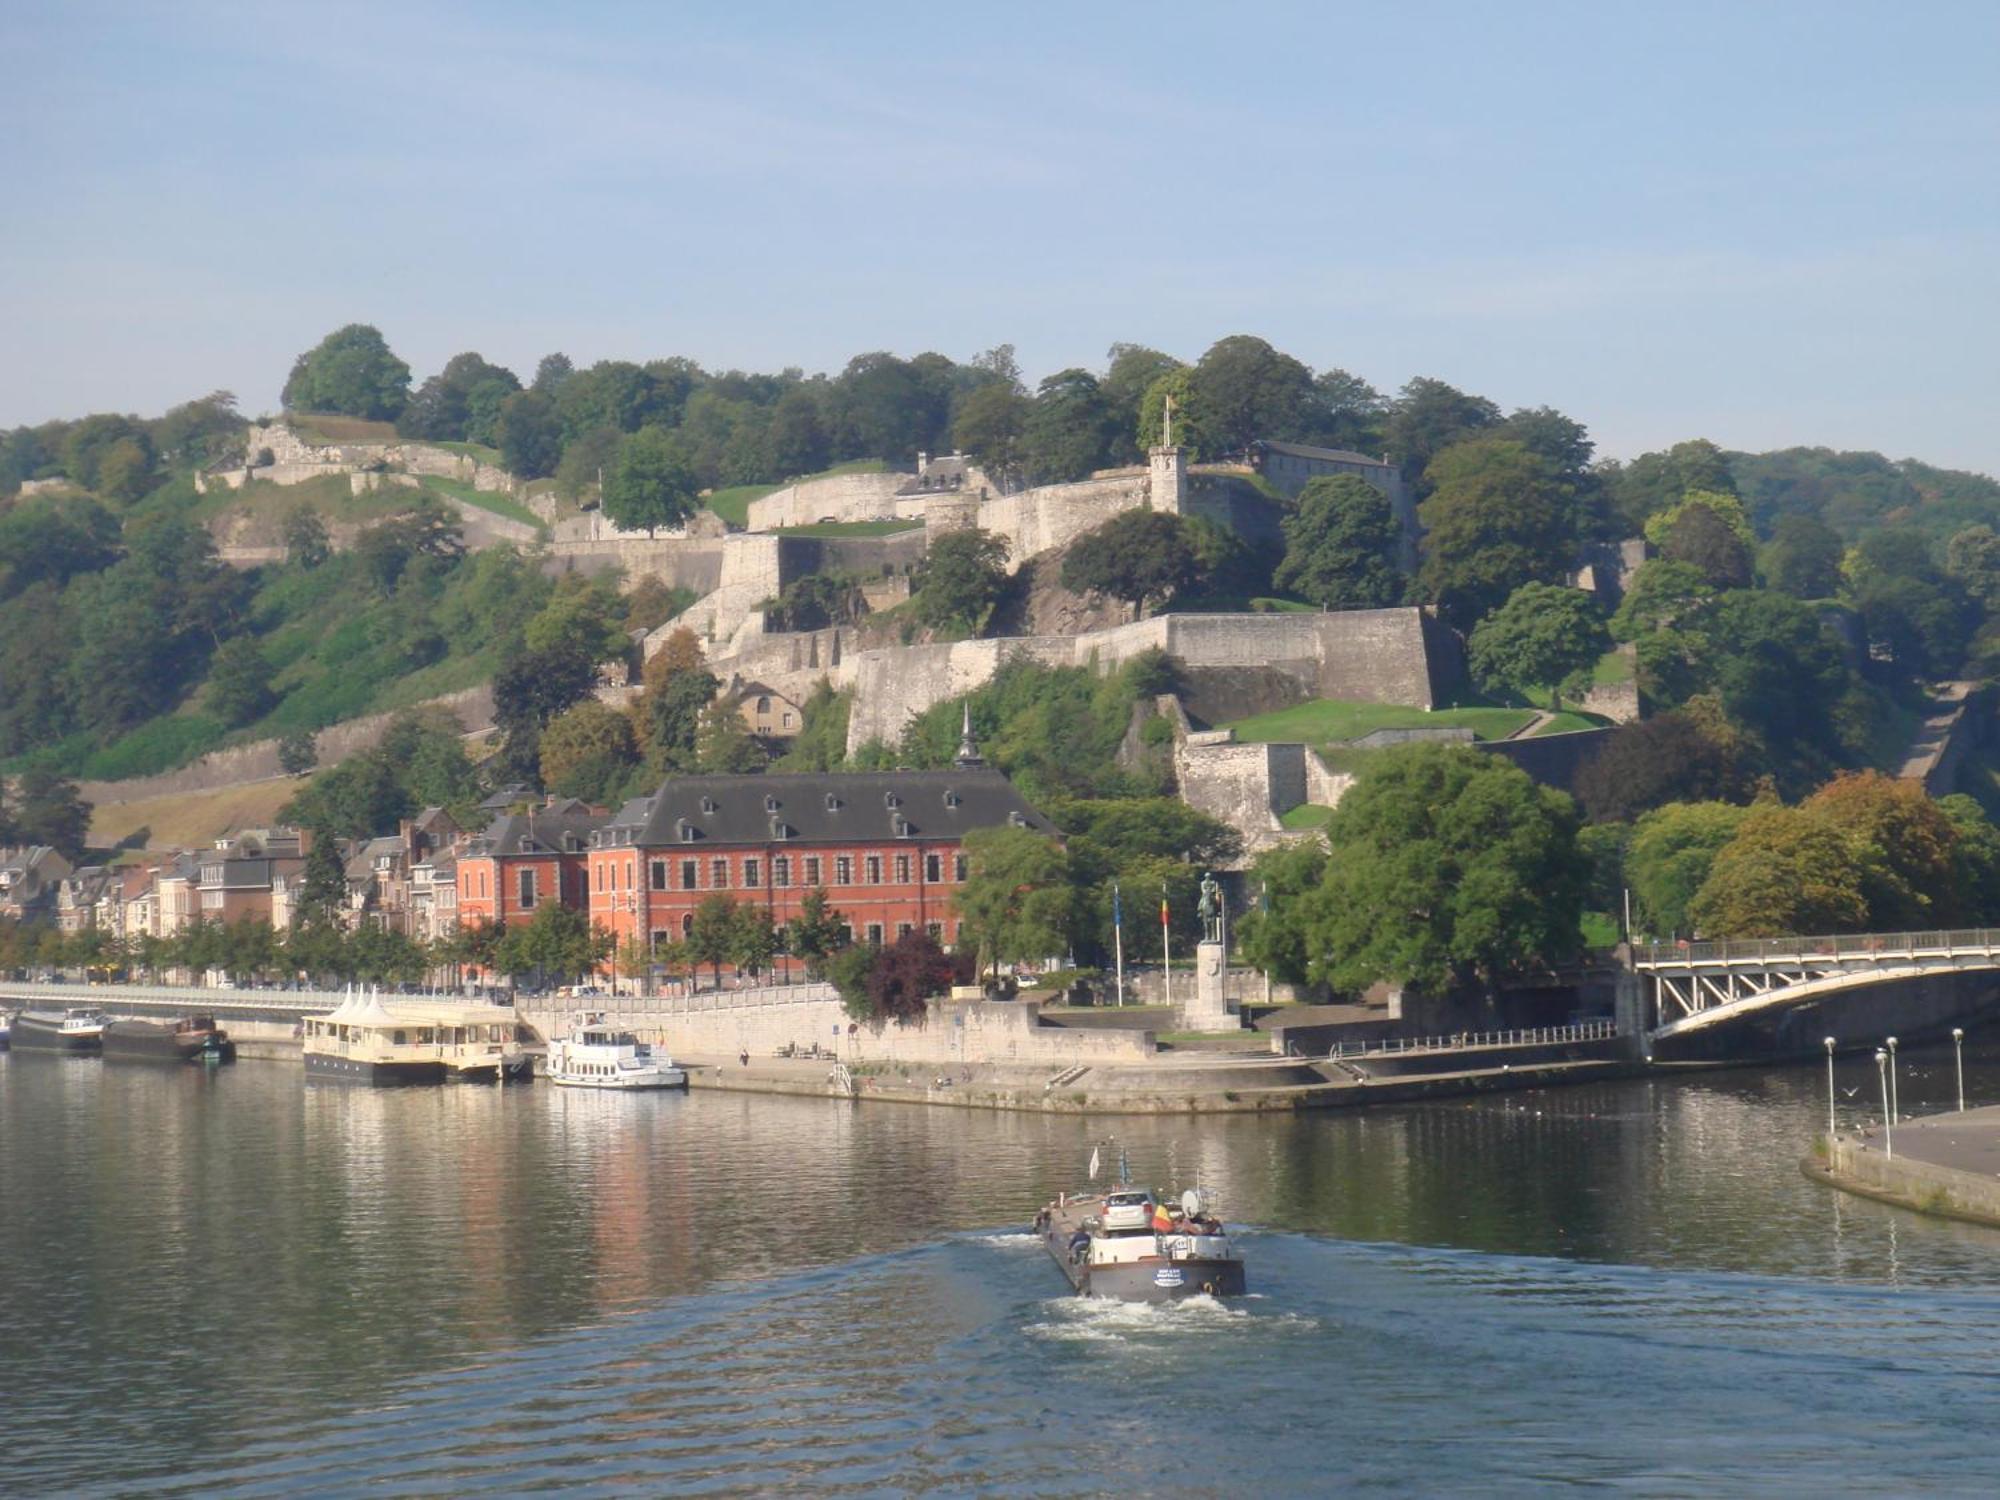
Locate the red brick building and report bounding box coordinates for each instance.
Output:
[456,802,603,933]
[588,766,1054,959]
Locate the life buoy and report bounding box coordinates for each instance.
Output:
[1201,1280,1217,1295]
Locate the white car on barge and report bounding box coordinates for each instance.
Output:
[1036,1173,1246,1302]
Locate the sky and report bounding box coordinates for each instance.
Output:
[4,0,1998,474]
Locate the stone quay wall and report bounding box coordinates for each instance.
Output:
[520,983,1156,1067]
[1821,1130,2000,1226]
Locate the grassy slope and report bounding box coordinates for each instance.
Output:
[415,474,546,531]
[286,412,398,443]
[90,777,302,850]
[774,519,921,538]
[704,483,778,527]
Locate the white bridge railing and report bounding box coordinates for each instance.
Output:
[1638,930,2000,968]
[1636,929,2000,1030]
[1322,1018,1618,1060]
[0,979,501,1017]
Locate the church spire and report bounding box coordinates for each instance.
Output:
[955,702,984,767]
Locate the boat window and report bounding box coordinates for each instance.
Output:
[394,1030,408,1045]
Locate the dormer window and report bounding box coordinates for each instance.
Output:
[764,794,779,813]
[678,818,697,843]
[825,792,841,812]
[1008,811,1028,827]
[943,790,961,808]
[884,792,901,809]
[701,796,717,815]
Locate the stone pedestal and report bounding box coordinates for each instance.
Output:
[1187,940,1235,1029]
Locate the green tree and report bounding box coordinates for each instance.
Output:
[281,324,412,420]
[1762,514,1845,599]
[1137,366,1198,458]
[1802,771,1960,929]
[1687,804,1868,937]
[1605,439,1737,535]
[1384,377,1501,490]
[955,826,1075,980]
[282,506,331,568]
[695,698,769,773]
[1416,438,1578,627]
[912,527,1009,633]
[783,887,847,977]
[13,767,91,858]
[1661,501,1754,589]
[1022,368,1119,484]
[538,701,639,803]
[1299,744,1585,998]
[728,902,779,978]
[278,730,318,778]
[61,415,153,495]
[641,667,720,771]
[1101,345,1183,462]
[766,385,831,476]
[685,893,742,985]
[603,425,699,537]
[1185,335,1316,455]
[1233,838,1330,985]
[205,637,276,727]
[1061,509,1202,616]
[1309,368,1388,452]
[298,824,349,925]
[494,902,610,985]
[1272,474,1403,608]
[1466,582,1610,710]
[1573,709,1744,824]
[951,383,1030,488]
[495,389,563,479]
[1624,801,1752,937]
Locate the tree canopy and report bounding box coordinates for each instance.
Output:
[281,324,411,420]
[1272,475,1403,609]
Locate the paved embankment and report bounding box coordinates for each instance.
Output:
[1805,1104,2000,1227]
[680,1050,1634,1114]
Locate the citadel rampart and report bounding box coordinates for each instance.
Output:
[842,608,1452,755]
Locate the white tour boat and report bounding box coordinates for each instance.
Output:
[302,989,531,1084]
[544,1014,687,1090]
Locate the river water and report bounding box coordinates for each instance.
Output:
[5,1044,2000,1496]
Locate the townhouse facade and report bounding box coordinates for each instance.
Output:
[587,765,1054,958]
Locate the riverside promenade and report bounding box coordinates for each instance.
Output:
[1808,1104,2000,1226]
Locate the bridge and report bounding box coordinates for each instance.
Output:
[1635,929,2000,1042]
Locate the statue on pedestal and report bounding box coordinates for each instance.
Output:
[1198,872,1223,946]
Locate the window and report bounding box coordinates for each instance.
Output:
[651,860,667,892]
[783,712,794,728]
[773,855,791,888]
[865,855,881,884]
[651,930,669,951]
[866,922,883,944]
[927,922,943,941]
[608,862,618,892]
[897,922,913,938]
[805,856,821,886]
[835,856,852,885]
[757,695,771,713]
[712,857,729,889]
[681,913,694,936]
[681,859,698,890]
[839,923,854,945]
[954,854,968,882]
[894,855,910,883]
[925,853,942,883]
[518,868,537,909]
[744,858,761,888]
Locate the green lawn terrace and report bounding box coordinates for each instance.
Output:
[1226,697,1603,753]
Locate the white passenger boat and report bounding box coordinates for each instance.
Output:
[544,1014,687,1090]
[302,990,531,1084]
[12,1007,109,1054]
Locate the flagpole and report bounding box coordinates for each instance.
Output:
[1112,880,1125,1008]
[1160,883,1171,1010]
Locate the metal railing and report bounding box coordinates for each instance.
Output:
[1324,1018,1618,1061]
[1637,930,2000,968]
[0,979,505,1018]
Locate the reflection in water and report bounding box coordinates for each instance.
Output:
[5,1043,2000,1493]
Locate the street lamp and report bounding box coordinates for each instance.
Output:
[1875,1048,1893,1159]
[1953,1027,1966,1113]
[1824,1036,1838,1140]
[1886,1036,1900,1123]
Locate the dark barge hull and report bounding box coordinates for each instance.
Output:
[103,1020,234,1064]
[1039,1218,1247,1302]
[304,1053,447,1085]
[9,1016,102,1054]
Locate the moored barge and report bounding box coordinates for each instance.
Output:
[302,991,529,1084]
[103,1015,235,1064]
[11,1008,108,1054]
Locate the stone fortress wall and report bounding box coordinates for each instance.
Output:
[202,422,523,499]
[841,608,1454,756]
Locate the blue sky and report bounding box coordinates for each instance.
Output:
[5,1,1997,474]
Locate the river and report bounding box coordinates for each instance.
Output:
[4,1044,1999,1496]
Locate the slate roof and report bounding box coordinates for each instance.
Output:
[1252,438,1396,469]
[596,769,1053,850]
[463,808,605,859]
